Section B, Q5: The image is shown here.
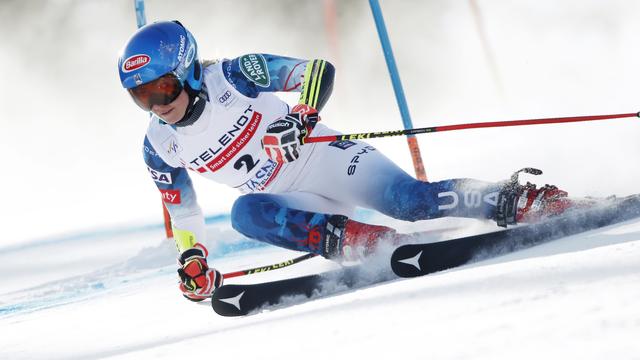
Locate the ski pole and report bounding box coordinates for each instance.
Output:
[222,253,317,279]
[304,112,639,143]
[134,0,146,28]
[369,0,427,181]
[132,1,174,240]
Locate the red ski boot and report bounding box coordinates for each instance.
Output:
[323,215,398,260]
[496,168,577,226]
[515,183,573,223]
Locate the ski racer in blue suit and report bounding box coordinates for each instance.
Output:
[118,21,572,301]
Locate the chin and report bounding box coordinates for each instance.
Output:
[156,112,181,124]
[162,117,179,124]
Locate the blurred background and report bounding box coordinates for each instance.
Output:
[1,0,639,247]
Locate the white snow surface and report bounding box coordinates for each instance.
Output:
[2,216,640,360]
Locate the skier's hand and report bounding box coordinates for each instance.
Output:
[262,104,319,163]
[177,243,223,302]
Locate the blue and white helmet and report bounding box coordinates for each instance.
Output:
[118,20,202,92]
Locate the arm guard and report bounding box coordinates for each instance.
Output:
[298,59,335,111]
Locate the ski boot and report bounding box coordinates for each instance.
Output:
[323,215,397,261]
[496,168,577,227]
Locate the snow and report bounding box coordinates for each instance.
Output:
[2,0,640,359]
[2,217,640,359]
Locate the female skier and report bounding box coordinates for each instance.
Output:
[118,21,570,301]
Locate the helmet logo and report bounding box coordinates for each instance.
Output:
[134,73,143,85]
[184,45,196,68]
[177,35,186,61]
[122,54,151,73]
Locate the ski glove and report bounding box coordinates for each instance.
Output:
[262,104,319,163]
[177,243,223,302]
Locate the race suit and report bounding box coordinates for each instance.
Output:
[143,54,502,256]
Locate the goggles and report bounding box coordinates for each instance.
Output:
[128,73,183,111]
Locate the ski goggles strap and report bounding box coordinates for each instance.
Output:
[127,73,183,111]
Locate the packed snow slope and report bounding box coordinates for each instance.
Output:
[2,0,640,245]
[2,215,640,360]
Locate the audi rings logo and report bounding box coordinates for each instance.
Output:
[122,54,150,73]
[218,91,232,103]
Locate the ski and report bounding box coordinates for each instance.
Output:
[211,266,391,316]
[214,195,640,316]
[391,194,640,277]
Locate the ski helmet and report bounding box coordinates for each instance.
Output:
[118,20,203,111]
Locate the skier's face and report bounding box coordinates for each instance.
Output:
[151,90,189,124]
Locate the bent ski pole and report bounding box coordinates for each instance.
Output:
[222,253,317,279]
[304,112,639,143]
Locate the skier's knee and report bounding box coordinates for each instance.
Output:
[379,180,427,222]
[231,195,258,236]
[230,194,279,237]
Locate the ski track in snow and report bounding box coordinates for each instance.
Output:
[1,216,640,360]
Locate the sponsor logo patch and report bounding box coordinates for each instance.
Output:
[122,54,150,73]
[347,145,376,176]
[239,54,270,88]
[161,136,182,158]
[190,105,263,173]
[267,120,291,131]
[160,189,181,204]
[235,158,281,194]
[147,167,173,184]
[217,90,237,108]
[328,140,357,150]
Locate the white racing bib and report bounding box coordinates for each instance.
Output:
[146,62,312,194]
